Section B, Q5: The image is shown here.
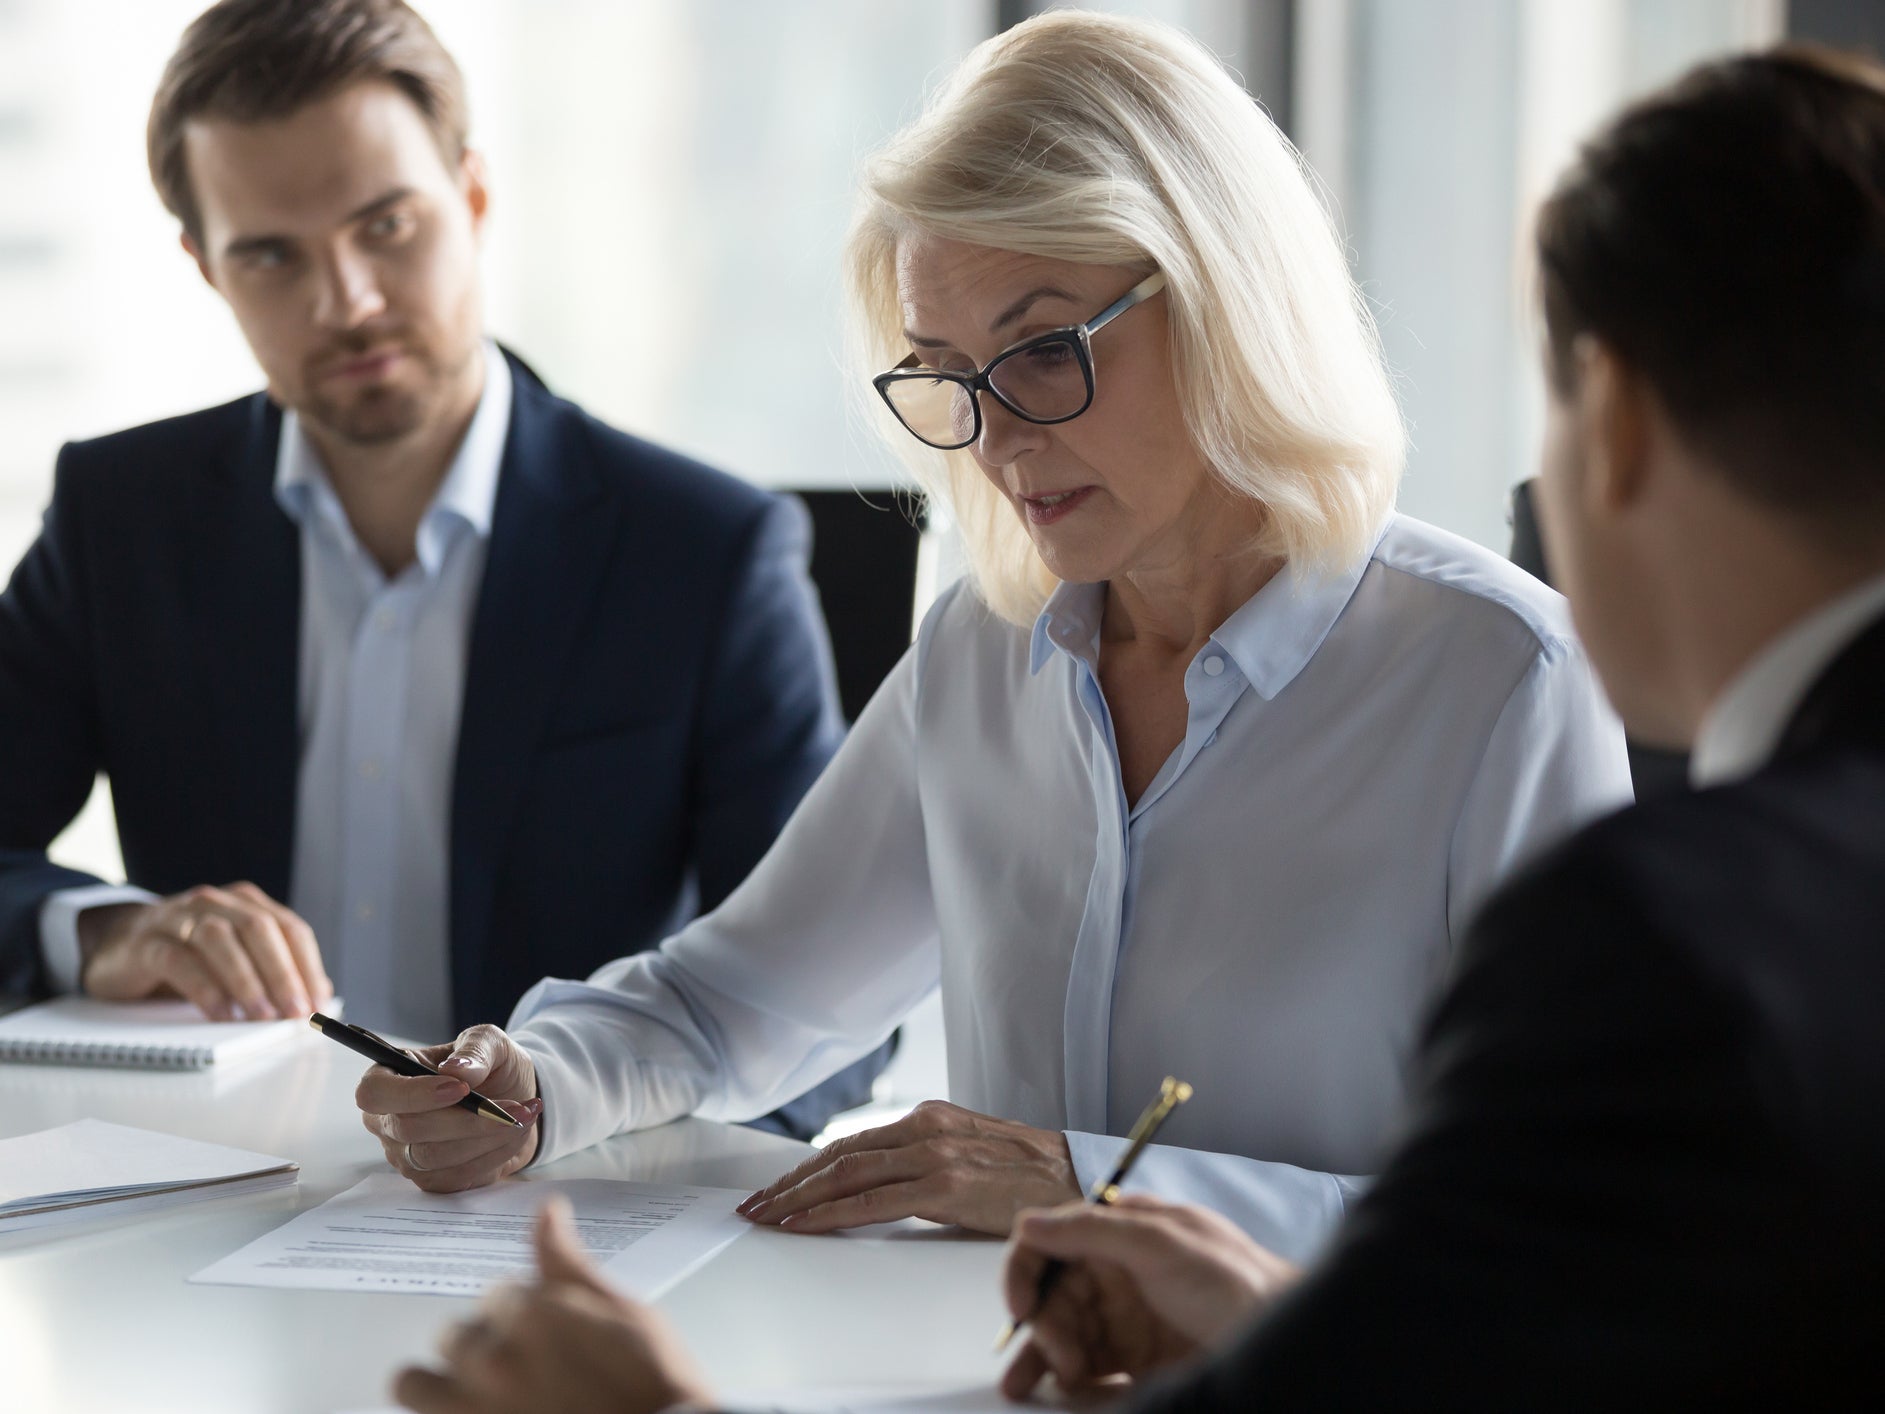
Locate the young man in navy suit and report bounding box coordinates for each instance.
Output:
[0,0,886,1140]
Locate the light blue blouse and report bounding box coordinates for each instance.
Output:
[511,514,1632,1260]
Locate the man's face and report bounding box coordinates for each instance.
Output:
[182,80,486,447]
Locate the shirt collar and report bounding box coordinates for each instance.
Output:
[1029,520,1387,699]
[273,339,512,577]
[1691,571,1885,788]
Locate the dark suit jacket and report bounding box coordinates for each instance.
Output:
[0,350,887,1139]
[1140,613,1885,1409]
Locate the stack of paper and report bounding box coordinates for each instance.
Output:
[0,1118,297,1233]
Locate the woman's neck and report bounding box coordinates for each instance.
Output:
[1103,499,1280,653]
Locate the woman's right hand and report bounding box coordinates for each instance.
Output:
[999,1194,1302,1401]
[356,1024,544,1193]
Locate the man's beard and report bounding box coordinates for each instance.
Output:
[296,327,475,447]
[304,378,431,446]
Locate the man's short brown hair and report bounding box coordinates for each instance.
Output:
[148,0,468,242]
[1537,45,1885,534]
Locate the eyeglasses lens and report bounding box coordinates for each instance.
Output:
[987,338,1088,422]
[881,374,979,449]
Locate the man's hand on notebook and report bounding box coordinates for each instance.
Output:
[79,881,333,1023]
[358,1023,543,1194]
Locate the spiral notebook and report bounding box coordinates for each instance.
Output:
[0,997,317,1070]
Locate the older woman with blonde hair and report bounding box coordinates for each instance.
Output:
[361,10,1629,1272]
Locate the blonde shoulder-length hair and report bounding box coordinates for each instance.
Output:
[845,10,1405,627]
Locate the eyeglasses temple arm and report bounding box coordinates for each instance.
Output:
[1084,269,1168,336]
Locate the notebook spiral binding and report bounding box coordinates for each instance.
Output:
[0,1038,214,1069]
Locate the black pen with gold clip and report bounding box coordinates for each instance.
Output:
[995,1075,1194,1351]
[308,1012,522,1128]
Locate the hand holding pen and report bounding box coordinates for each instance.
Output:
[996,1075,1193,1352]
[324,1015,548,1193]
[993,1079,1307,1402]
[1002,1085,1311,1410]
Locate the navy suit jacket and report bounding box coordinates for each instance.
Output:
[0,350,888,1139]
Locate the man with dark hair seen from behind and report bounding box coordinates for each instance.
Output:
[383,40,1885,1414]
[0,0,889,1145]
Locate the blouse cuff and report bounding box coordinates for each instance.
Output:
[1063,1130,1364,1265]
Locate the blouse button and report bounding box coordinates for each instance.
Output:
[1202,655,1225,677]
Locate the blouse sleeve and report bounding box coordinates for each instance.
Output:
[511,643,941,1166]
[1063,1133,1366,1263]
[1446,632,1634,939]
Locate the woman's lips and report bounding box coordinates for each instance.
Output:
[1020,485,1095,525]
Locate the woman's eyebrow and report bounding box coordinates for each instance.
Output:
[989,285,1078,333]
[902,285,1082,350]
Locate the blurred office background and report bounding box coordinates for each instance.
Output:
[3,0,1878,1116]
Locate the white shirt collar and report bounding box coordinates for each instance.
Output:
[1690,571,1885,788]
[273,339,513,578]
[1028,521,1388,698]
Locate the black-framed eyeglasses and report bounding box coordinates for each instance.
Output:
[872,270,1168,451]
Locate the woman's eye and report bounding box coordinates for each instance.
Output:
[1022,341,1076,367]
[366,212,409,240]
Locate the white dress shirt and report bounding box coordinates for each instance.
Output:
[1691,573,1885,788]
[41,344,512,1041]
[510,514,1633,1258]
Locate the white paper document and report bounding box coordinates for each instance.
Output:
[721,1387,1043,1413]
[344,1389,1041,1414]
[192,1173,748,1298]
[0,1119,297,1233]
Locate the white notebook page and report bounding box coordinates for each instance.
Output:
[0,997,316,1069]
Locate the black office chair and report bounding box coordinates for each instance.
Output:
[793,489,927,724]
[1509,478,1690,802]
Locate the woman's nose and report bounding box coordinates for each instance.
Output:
[971,391,1051,470]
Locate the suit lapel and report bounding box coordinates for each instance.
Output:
[450,356,612,1020]
[189,395,300,897]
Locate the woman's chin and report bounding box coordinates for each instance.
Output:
[1022,518,1122,585]
[1029,538,1116,586]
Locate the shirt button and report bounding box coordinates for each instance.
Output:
[1202,655,1225,677]
[359,759,383,780]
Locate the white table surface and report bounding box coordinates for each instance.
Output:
[0,1029,1011,1413]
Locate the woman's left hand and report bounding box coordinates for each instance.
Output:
[737,1099,1081,1236]
[393,1198,714,1414]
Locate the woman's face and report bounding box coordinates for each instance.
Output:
[895,235,1221,585]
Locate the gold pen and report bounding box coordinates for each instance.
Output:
[995,1075,1194,1351]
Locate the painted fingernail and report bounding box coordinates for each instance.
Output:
[523,1098,543,1116]
[434,1078,466,1100]
[249,999,277,1021]
[745,1199,772,1220]
[778,1211,806,1229]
